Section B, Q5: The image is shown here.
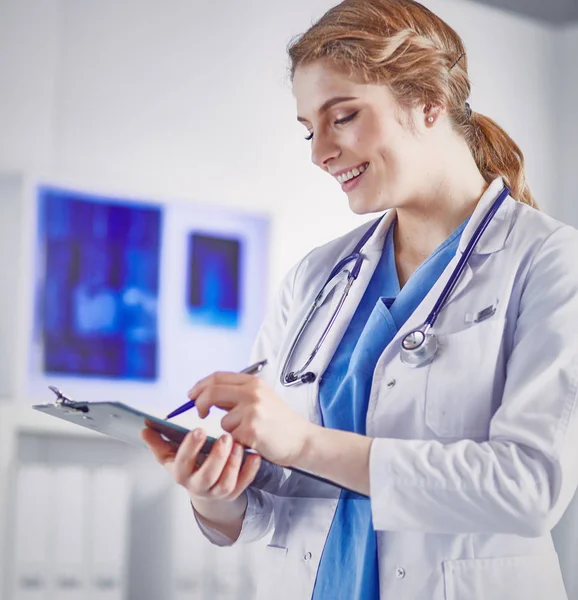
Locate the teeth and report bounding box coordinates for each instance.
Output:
[337,163,369,184]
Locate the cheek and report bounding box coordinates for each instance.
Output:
[361,128,400,165]
[376,135,419,174]
[372,145,404,179]
[344,118,382,153]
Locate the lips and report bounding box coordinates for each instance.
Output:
[335,162,370,184]
[339,164,369,193]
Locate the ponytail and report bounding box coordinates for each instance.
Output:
[468,112,536,208]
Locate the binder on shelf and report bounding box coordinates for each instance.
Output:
[49,466,90,599]
[11,465,52,600]
[88,466,130,600]
[171,488,204,600]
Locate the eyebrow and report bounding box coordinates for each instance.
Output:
[296,96,358,123]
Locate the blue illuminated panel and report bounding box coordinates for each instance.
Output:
[38,187,161,380]
[186,233,241,328]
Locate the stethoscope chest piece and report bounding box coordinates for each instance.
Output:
[399,328,439,368]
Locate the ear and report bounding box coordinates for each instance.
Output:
[423,104,445,127]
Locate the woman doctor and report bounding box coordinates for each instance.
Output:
[143,1,578,598]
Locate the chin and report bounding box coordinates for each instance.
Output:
[347,192,389,216]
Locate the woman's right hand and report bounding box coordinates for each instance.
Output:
[141,426,262,539]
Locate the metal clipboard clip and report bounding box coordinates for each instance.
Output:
[48,386,89,413]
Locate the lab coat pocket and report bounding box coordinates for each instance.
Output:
[425,317,506,439]
[442,553,567,600]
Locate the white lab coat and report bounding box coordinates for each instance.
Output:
[198,177,578,600]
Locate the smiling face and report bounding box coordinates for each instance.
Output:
[293,60,437,215]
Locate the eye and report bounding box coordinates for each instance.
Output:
[334,111,359,126]
[303,110,359,142]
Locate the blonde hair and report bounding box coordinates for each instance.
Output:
[288,0,536,208]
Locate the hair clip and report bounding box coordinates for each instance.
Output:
[450,52,466,71]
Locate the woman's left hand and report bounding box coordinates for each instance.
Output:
[188,372,316,467]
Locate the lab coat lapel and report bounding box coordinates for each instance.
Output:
[441,177,513,305]
[375,177,515,364]
[456,176,513,258]
[307,211,395,378]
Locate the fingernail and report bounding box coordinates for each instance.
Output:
[192,429,204,439]
[221,433,231,446]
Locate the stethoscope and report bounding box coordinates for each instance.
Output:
[280,186,510,386]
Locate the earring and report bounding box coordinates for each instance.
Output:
[427,115,434,123]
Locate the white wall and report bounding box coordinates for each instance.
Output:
[553,23,578,225]
[0,0,60,173]
[0,0,561,296]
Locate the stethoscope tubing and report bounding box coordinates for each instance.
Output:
[423,186,509,330]
[280,220,382,386]
[280,185,510,383]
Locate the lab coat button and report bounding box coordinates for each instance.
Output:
[387,379,396,388]
[304,552,312,561]
[395,567,406,579]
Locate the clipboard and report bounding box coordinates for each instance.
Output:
[33,387,358,498]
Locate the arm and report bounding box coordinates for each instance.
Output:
[291,226,578,536]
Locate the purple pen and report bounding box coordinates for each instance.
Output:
[165,359,268,420]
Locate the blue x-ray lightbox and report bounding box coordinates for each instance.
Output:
[37,187,161,380]
[186,233,241,328]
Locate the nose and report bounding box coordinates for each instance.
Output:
[311,131,340,170]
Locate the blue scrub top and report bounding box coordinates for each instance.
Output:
[312,217,468,600]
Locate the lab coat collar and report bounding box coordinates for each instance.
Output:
[364,208,396,253]
[457,176,514,256]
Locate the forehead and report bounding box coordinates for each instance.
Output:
[293,61,358,93]
[292,60,392,120]
[293,62,359,111]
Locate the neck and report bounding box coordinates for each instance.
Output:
[393,147,488,287]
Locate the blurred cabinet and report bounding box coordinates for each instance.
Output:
[4,432,132,600]
[1,421,264,600]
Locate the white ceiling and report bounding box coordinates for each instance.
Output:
[466,0,578,24]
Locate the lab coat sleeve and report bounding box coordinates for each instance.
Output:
[194,257,304,546]
[369,225,578,537]
[193,486,276,546]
